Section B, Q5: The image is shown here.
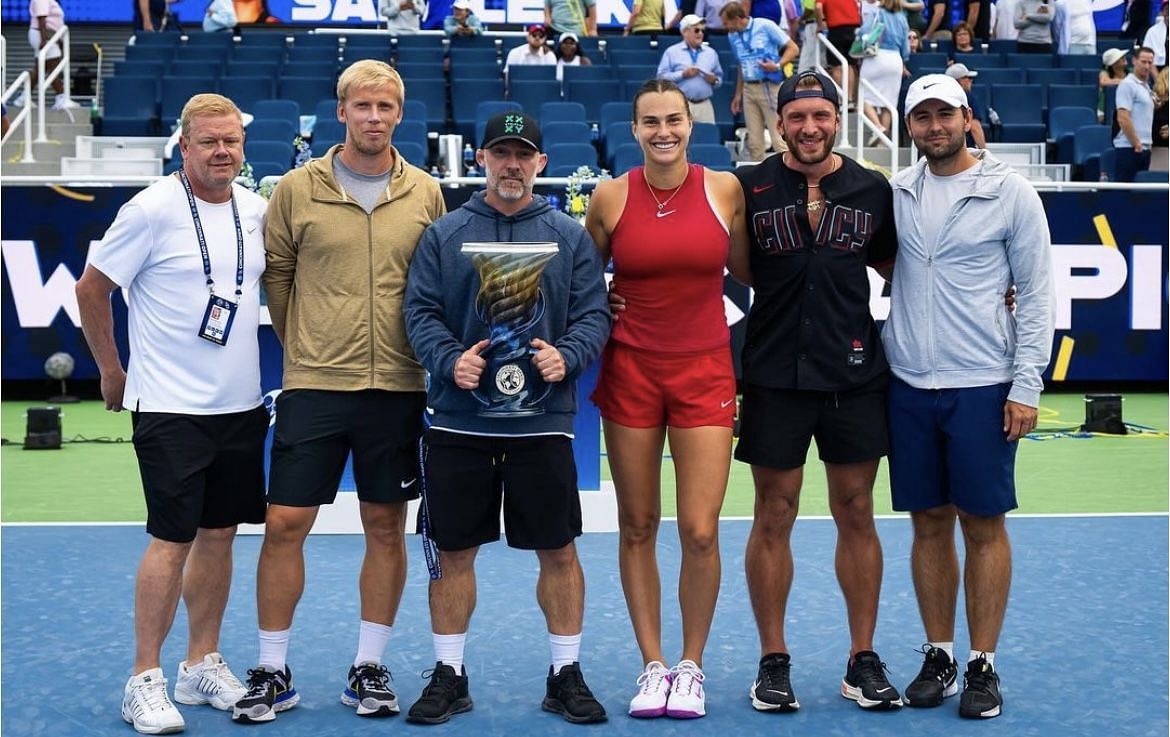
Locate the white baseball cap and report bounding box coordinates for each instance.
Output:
[1101,48,1127,67]
[945,63,978,80]
[680,14,706,31]
[452,0,472,10]
[904,73,969,112]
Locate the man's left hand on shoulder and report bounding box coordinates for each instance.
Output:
[1003,399,1037,442]
[530,338,566,383]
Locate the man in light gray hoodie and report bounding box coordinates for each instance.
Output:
[882,74,1055,721]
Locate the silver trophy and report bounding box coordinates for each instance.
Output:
[461,241,560,416]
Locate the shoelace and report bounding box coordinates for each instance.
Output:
[557,667,593,697]
[914,646,952,682]
[670,663,704,697]
[243,668,278,696]
[965,659,996,693]
[208,660,245,692]
[853,656,892,687]
[419,667,459,696]
[758,656,790,689]
[140,678,175,712]
[636,665,669,695]
[356,664,392,692]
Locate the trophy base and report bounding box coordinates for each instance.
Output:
[476,406,545,418]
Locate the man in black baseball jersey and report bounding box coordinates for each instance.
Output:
[734,70,901,714]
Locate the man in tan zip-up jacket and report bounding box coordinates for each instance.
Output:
[233,60,446,725]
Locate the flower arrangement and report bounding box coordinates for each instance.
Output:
[563,165,610,222]
[237,136,313,199]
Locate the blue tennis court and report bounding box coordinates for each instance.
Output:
[2,515,1166,737]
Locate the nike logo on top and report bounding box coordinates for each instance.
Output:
[656,210,676,218]
[720,398,734,408]
[922,82,940,88]
[752,184,774,193]
[401,478,417,488]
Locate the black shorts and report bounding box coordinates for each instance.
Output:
[419,429,582,552]
[826,25,860,67]
[132,406,269,543]
[267,389,425,506]
[734,373,889,470]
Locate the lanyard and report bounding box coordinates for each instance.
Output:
[687,44,702,66]
[178,169,244,299]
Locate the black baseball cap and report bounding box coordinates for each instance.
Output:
[480,111,543,152]
[776,71,841,113]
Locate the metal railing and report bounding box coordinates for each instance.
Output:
[36,25,72,143]
[815,32,850,146]
[855,73,901,175]
[1,72,37,162]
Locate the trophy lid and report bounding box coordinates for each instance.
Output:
[460,242,559,254]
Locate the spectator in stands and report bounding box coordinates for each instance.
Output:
[945,63,987,147]
[667,0,701,32]
[1053,0,1096,55]
[965,0,991,42]
[19,0,77,110]
[1113,46,1157,180]
[819,0,862,103]
[504,24,557,83]
[904,0,928,35]
[135,0,166,31]
[721,1,799,160]
[445,0,484,36]
[1122,0,1153,43]
[859,0,911,146]
[233,0,280,23]
[1143,2,1167,69]
[1014,0,1054,53]
[924,0,953,41]
[556,32,593,81]
[993,0,1020,39]
[1100,47,1129,122]
[908,28,922,51]
[952,21,977,51]
[204,0,238,32]
[380,0,428,34]
[696,0,734,31]
[627,0,667,35]
[657,15,724,123]
[1153,66,1168,167]
[797,0,826,71]
[545,0,598,37]
[1,104,8,137]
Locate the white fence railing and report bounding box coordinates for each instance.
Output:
[36,25,72,143]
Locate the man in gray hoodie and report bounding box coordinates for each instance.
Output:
[883,74,1055,720]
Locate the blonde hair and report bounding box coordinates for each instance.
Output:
[1155,67,1169,101]
[179,93,242,138]
[337,59,405,106]
[879,0,901,12]
[719,1,747,20]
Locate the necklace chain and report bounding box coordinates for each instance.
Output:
[645,168,688,211]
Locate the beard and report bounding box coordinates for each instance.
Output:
[782,131,834,165]
[919,133,966,163]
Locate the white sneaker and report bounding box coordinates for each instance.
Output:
[122,668,185,735]
[628,661,671,718]
[666,660,706,718]
[174,652,247,711]
[51,95,79,110]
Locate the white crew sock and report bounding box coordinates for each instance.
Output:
[434,633,467,671]
[354,620,393,667]
[549,632,582,675]
[969,650,996,669]
[258,628,290,671]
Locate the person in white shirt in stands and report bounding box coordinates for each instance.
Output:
[656,15,724,123]
[380,0,428,34]
[204,0,238,32]
[505,24,558,84]
[1052,0,1096,56]
[18,0,76,109]
[992,0,1020,40]
[1142,1,1167,69]
[556,32,593,81]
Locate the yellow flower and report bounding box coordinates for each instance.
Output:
[570,195,586,215]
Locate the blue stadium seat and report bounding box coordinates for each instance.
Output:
[617,65,659,85]
[1049,106,1098,162]
[344,34,392,50]
[971,68,1015,86]
[100,76,159,136]
[248,160,289,180]
[279,76,339,114]
[391,35,445,50]
[287,46,340,64]
[1006,52,1053,68]
[313,120,347,151]
[599,101,633,141]
[542,121,592,146]
[688,143,733,170]
[284,61,338,79]
[237,32,289,49]
[1047,84,1097,112]
[447,34,500,50]
[1027,68,1078,85]
[132,33,180,47]
[227,61,279,80]
[906,53,949,75]
[402,99,427,122]
[450,48,501,68]
[468,97,518,146]
[183,33,235,50]
[1059,54,1100,70]
[1134,169,1168,182]
[409,83,448,131]
[314,98,339,120]
[1073,124,1112,180]
[395,119,428,151]
[604,121,633,166]
[601,36,656,52]
[508,81,563,114]
[245,140,295,167]
[160,76,219,127]
[395,63,442,83]
[221,77,277,112]
[566,80,623,123]
[247,118,298,142]
[253,99,301,131]
[396,140,428,168]
[391,47,446,65]
[508,65,558,83]
[690,122,720,146]
[987,39,1017,53]
[125,45,175,63]
[610,50,660,68]
[953,52,1006,68]
[540,101,587,125]
[114,60,166,78]
[547,163,589,177]
[172,60,223,79]
[990,84,1045,142]
[562,65,615,84]
[175,46,228,64]
[612,142,643,174]
[292,34,340,50]
[342,46,392,65]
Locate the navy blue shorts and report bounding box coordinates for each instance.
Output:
[887,377,1018,517]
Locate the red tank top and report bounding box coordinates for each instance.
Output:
[609,164,731,353]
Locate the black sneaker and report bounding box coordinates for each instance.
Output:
[959,656,1002,719]
[231,665,299,723]
[841,650,903,710]
[904,645,959,708]
[750,652,799,712]
[542,662,608,724]
[341,662,399,717]
[405,662,473,725]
